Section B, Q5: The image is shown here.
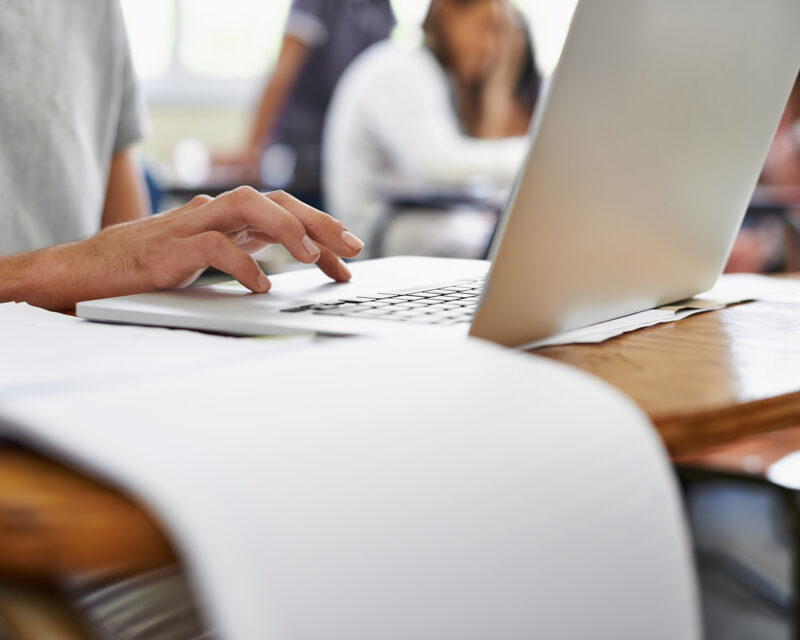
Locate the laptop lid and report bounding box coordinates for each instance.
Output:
[471,0,800,346]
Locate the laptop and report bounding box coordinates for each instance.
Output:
[78,0,800,347]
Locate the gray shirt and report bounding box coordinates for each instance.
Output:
[0,0,147,256]
[272,0,395,194]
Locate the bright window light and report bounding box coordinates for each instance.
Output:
[119,0,176,80]
[179,0,289,78]
[119,0,579,101]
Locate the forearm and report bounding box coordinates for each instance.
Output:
[0,234,128,311]
[369,62,528,186]
[246,36,310,153]
[0,244,78,310]
[475,89,518,139]
[102,151,150,227]
[0,251,36,305]
[380,118,528,186]
[247,80,292,152]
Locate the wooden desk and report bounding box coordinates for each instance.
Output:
[5,281,800,582]
[536,297,800,456]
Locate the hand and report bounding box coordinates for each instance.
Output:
[28,187,365,310]
[485,7,526,96]
[477,8,527,138]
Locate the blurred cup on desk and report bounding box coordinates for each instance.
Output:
[171,138,211,187]
[259,143,297,190]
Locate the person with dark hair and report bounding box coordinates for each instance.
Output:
[217,0,397,209]
[323,0,539,258]
[423,0,540,139]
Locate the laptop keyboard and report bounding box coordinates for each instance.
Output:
[280,278,485,326]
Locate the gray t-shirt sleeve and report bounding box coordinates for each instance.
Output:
[111,1,148,152]
[285,0,329,47]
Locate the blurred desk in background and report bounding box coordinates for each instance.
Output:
[370,180,509,259]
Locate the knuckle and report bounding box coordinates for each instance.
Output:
[236,185,260,200]
[226,185,259,208]
[190,194,213,207]
[266,190,293,208]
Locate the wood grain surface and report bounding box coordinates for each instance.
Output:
[536,299,800,455]
[5,281,800,579]
[0,450,175,580]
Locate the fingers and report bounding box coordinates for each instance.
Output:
[190,231,271,293]
[183,187,323,265]
[185,194,214,210]
[266,190,365,259]
[315,246,353,283]
[162,194,213,219]
[174,187,365,286]
[227,228,274,251]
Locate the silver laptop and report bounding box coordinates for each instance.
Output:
[79,0,800,347]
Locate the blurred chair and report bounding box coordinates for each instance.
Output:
[370,184,508,259]
[677,427,800,640]
[141,163,164,216]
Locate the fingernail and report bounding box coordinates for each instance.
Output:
[257,273,270,292]
[341,231,365,251]
[302,234,321,257]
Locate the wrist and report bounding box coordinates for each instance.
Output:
[21,241,92,311]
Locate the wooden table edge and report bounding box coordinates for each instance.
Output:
[656,390,800,456]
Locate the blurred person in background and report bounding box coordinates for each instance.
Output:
[726,71,800,272]
[323,0,540,259]
[216,0,397,209]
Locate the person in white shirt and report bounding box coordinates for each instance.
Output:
[323,0,539,258]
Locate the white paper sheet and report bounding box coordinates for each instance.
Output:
[0,302,313,402]
[0,338,700,640]
[523,293,746,349]
[524,274,800,349]
[701,273,800,304]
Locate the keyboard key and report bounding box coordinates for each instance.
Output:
[284,277,485,325]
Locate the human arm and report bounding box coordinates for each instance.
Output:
[364,51,528,186]
[218,0,335,168]
[218,35,311,170]
[101,150,150,227]
[0,188,364,311]
[247,36,310,160]
[474,8,529,139]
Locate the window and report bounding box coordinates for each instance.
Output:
[120,0,293,105]
[120,0,577,106]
